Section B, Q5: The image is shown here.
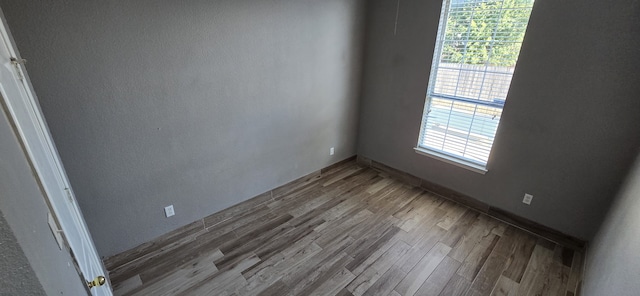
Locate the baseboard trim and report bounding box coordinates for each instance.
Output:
[321,155,357,174]
[104,155,357,268]
[357,155,586,251]
[106,153,585,270]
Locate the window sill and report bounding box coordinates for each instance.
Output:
[414,147,488,175]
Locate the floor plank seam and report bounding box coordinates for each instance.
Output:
[106,160,585,296]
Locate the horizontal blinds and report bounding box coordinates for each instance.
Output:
[419,0,534,165]
[420,98,502,163]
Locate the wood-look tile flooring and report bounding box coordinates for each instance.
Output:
[105,160,583,296]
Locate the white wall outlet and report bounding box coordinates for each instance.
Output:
[164,205,175,217]
[330,147,335,156]
[522,194,533,205]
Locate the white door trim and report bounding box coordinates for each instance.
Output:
[0,15,112,296]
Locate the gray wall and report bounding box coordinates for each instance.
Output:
[0,0,365,257]
[357,0,640,240]
[0,210,45,296]
[0,104,86,294]
[583,152,640,295]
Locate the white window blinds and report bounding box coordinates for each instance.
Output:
[418,0,534,168]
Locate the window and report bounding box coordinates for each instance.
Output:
[417,0,534,172]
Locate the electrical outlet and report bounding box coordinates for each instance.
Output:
[522,194,533,205]
[164,205,175,217]
[330,147,335,156]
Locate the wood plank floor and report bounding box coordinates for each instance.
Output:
[104,160,583,296]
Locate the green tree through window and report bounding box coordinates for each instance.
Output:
[442,0,533,67]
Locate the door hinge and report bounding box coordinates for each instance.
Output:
[10,57,26,81]
[48,212,65,250]
[64,187,74,203]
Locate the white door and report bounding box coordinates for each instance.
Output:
[0,19,112,296]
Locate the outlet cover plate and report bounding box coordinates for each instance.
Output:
[523,194,533,205]
[164,205,175,217]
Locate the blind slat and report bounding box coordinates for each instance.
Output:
[419,0,533,166]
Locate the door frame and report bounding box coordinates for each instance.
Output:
[0,13,112,296]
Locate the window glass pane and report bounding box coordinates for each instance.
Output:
[420,97,502,164]
[419,0,534,166]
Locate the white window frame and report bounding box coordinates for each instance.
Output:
[416,0,534,174]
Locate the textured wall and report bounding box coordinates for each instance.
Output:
[0,0,365,257]
[583,152,640,295]
[357,0,640,240]
[0,210,46,296]
[0,102,87,294]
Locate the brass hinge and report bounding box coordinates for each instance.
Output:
[10,57,26,80]
[64,188,74,203]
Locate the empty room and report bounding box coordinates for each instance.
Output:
[0,0,639,295]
